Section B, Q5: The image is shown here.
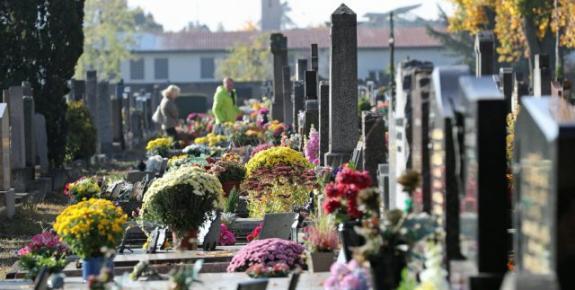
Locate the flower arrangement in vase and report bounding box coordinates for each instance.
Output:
[243,146,316,218]
[64,177,101,202]
[141,165,224,250]
[17,231,68,279]
[304,126,320,165]
[227,238,305,273]
[304,215,339,272]
[322,164,372,224]
[218,224,236,246]
[53,199,127,280]
[146,137,173,157]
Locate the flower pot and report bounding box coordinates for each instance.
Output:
[308,251,336,272]
[338,221,365,262]
[172,229,198,251]
[82,256,113,281]
[221,180,241,197]
[369,251,407,290]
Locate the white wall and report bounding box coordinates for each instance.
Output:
[122,47,459,84]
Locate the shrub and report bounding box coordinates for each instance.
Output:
[65,101,96,162]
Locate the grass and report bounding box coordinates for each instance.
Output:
[0,193,68,279]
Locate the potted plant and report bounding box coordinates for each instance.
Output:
[303,216,339,272]
[141,165,224,251]
[146,137,173,157]
[64,177,101,202]
[209,160,246,197]
[227,238,305,273]
[17,231,68,279]
[53,199,127,281]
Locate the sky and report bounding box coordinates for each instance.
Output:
[127,0,454,32]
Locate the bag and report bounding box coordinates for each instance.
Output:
[152,105,163,124]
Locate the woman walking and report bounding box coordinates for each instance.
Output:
[154,84,181,140]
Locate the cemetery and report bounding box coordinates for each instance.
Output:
[2,1,575,290]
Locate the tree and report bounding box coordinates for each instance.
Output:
[133,7,163,33]
[280,1,295,30]
[448,0,575,79]
[74,0,135,81]
[0,0,85,168]
[216,34,272,82]
[427,7,475,71]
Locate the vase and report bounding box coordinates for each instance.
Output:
[172,229,198,251]
[369,251,407,290]
[82,256,113,281]
[221,180,240,197]
[338,221,365,262]
[308,251,336,272]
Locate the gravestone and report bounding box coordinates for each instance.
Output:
[408,67,434,213]
[3,87,25,169]
[85,70,99,134]
[98,81,113,152]
[512,72,529,114]
[175,95,208,116]
[430,66,470,271]
[475,31,495,76]
[292,81,305,132]
[303,70,319,139]
[311,43,319,72]
[305,71,317,101]
[318,81,329,166]
[70,79,85,101]
[23,95,35,168]
[361,112,386,183]
[111,83,124,149]
[377,164,390,210]
[33,114,49,172]
[296,59,308,81]
[0,104,15,218]
[451,76,509,290]
[324,4,359,167]
[503,96,575,289]
[533,54,551,97]
[350,140,364,170]
[270,33,288,122]
[283,66,294,127]
[499,68,513,114]
[259,212,298,240]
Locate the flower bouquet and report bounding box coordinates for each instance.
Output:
[323,260,370,290]
[64,177,101,202]
[322,164,372,223]
[246,224,263,242]
[17,231,68,279]
[194,133,228,147]
[246,262,290,278]
[304,215,339,272]
[146,137,173,157]
[227,238,305,272]
[243,147,316,218]
[141,165,224,250]
[218,224,236,246]
[53,198,127,280]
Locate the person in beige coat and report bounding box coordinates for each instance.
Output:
[155,85,180,140]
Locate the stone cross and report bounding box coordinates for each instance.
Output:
[270,33,288,122]
[292,81,305,132]
[325,4,359,167]
[475,31,495,76]
[283,66,294,127]
[319,81,329,166]
[296,59,308,81]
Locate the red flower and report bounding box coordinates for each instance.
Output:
[247,224,263,242]
[323,199,342,214]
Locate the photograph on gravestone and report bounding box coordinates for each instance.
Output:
[430,66,469,269]
[511,97,575,289]
[454,76,509,289]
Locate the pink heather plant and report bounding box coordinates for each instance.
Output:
[304,127,320,165]
[218,224,236,246]
[227,238,305,272]
[324,260,369,290]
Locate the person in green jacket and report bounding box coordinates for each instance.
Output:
[212,77,241,124]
